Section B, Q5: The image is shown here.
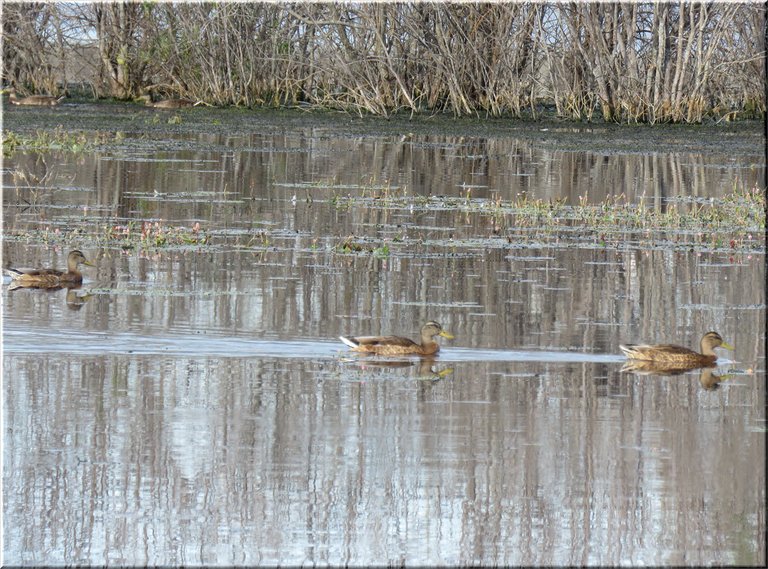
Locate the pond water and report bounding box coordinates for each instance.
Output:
[2,104,765,566]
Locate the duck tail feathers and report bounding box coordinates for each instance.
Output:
[339,336,359,348]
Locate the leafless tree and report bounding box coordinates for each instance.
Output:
[2,2,764,122]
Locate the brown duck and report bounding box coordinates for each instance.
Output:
[339,321,454,356]
[620,331,733,366]
[8,87,64,106]
[4,250,94,287]
[141,95,196,109]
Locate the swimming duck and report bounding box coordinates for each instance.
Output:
[339,321,454,356]
[7,87,64,106]
[619,331,733,366]
[4,250,94,287]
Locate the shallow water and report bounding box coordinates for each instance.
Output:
[2,105,765,566]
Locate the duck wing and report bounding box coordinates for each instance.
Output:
[342,335,418,348]
[5,267,65,279]
[619,343,696,360]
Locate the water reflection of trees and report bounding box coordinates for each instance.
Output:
[3,134,761,236]
[23,238,754,386]
[3,197,763,372]
[5,354,764,565]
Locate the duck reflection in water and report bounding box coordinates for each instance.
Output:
[343,356,454,381]
[6,280,93,311]
[621,360,731,390]
[64,288,93,311]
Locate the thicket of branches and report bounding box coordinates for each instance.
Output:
[3,2,765,123]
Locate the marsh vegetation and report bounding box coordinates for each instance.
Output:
[3,2,765,123]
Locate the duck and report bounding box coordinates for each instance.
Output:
[4,250,94,287]
[140,94,196,109]
[619,331,733,366]
[149,98,196,109]
[339,321,454,356]
[7,87,64,106]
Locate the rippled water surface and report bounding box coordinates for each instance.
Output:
[2,104,765,566]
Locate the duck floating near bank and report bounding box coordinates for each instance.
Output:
[340,321,454,356]
[619,331,733,366]
[4,250,94,288]
[140,94,197,108]
[7,87,64,106]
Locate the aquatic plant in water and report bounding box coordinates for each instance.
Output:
[105,220,209,248]
[2,126,116,155]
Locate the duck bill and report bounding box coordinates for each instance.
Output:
[720,341,734,350]
[82,260,95,267]
[439,330,455,340]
